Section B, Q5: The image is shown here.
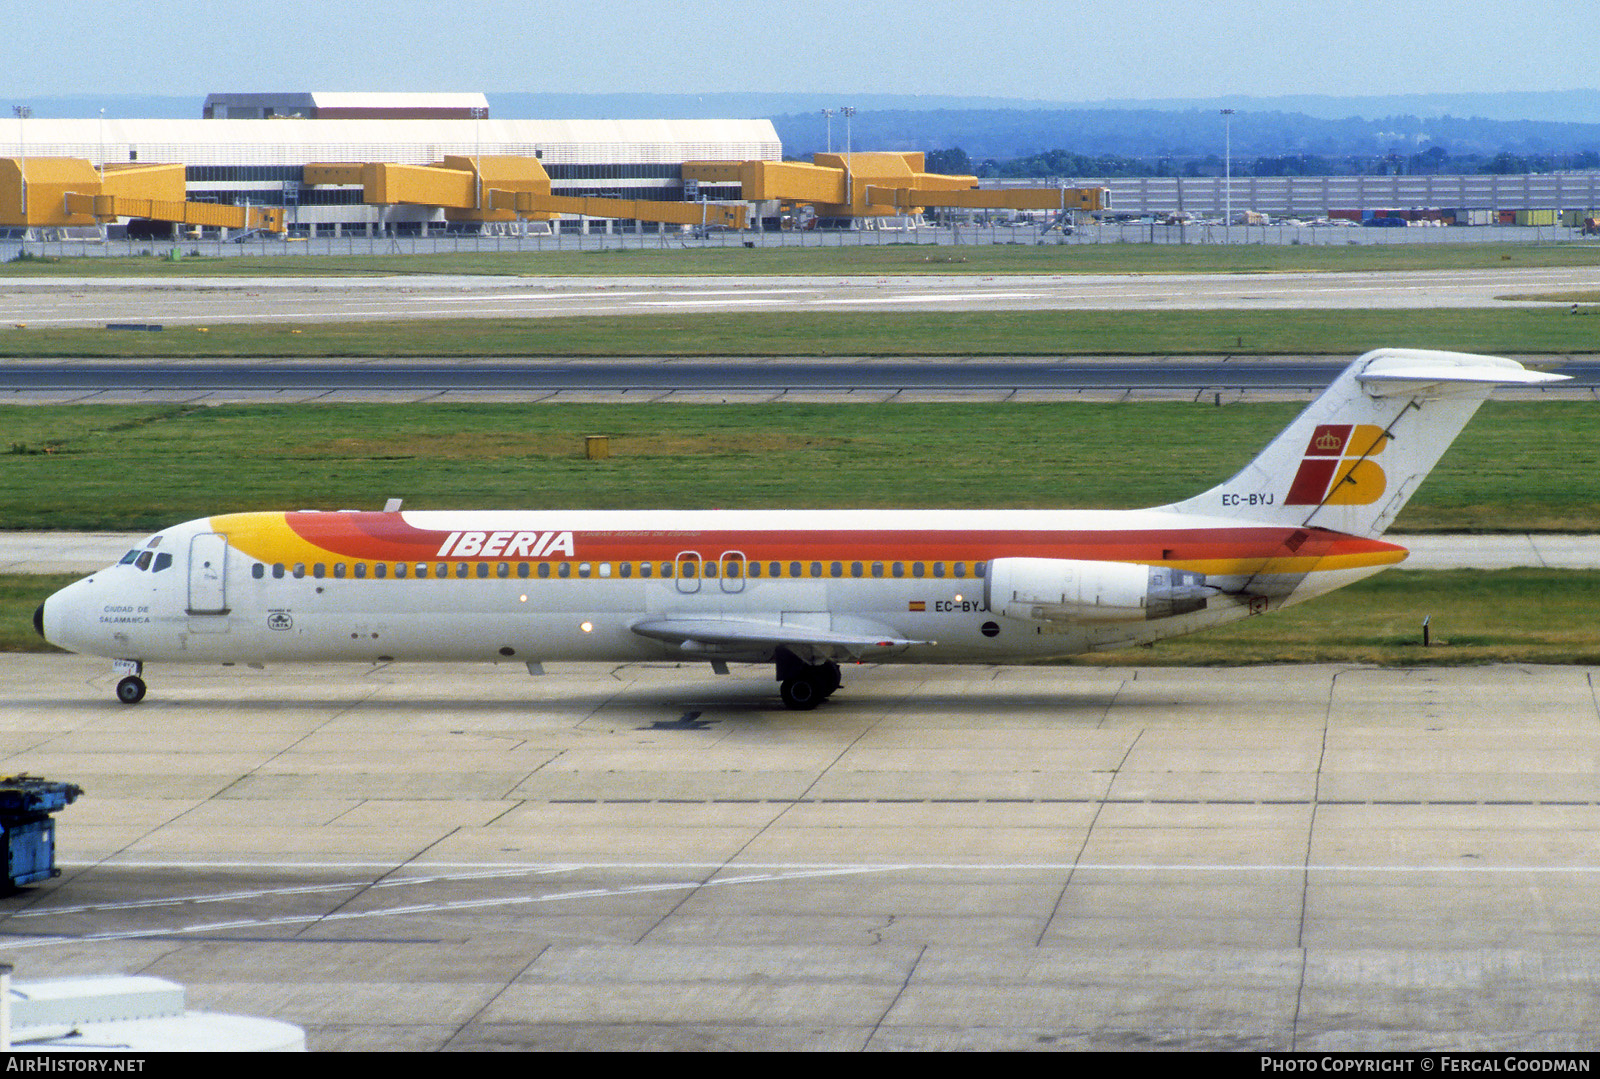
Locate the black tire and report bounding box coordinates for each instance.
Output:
[779,677,820,711]
[116,676,147,705]
[816,661,842,698]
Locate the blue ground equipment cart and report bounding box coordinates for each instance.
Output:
[0,776,82,888]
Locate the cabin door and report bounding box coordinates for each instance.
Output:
[187,533,230,616]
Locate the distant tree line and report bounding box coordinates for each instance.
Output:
[922,145,1600,180]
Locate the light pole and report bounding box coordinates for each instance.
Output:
[12,105,29,222]
[841,106,855,215]
[1221,108,1234,244]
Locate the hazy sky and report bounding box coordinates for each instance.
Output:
[6,0,1595,102]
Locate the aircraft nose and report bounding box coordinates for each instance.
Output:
[34,601,45,639]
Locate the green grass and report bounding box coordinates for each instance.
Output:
[12,569,1600,663]
[4,240,1599,279]
[4,307,1598,357]
[1082,569,1600,666]
[2,399,1595,532]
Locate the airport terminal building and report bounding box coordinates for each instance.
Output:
[0,93,777,236]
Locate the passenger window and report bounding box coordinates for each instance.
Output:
[313,564,326,579]
[639,561,652,578]
[912,562,925,578]
[273,563,286,579]
[538,563,551,579]
[517,563,530,579]
[809,562,822,578]
[892,562,904,578]
[394,563,408,579]
[618,562,632,579]
[293,563,306,579]
[354,563,367,579]
[975,561,987,576]
[497,562,510,579]
[850,562,863,578]
[598,563,611,578]
[871,562,884,578]
[416,564,429,579]
[748,562,761,578]
[661,562,674,578]
[680,561,696,579]
[374,563,388,579]
[558,563,571,579]
[252,563,265,580]
[933,562,945,579]
[578,563,592,578]
[476,563,489,579]
[771,562,782,578]
[791,562,803,578]
[333,563,347,579]
[954,562,967,578]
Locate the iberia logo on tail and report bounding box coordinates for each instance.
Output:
[1284,424,1388,505]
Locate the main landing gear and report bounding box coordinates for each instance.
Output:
[776,649,842,711]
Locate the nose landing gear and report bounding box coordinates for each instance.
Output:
[113,660,146,705]
[116,676,147,705]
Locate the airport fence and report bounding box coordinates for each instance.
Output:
[1,222,1592,262]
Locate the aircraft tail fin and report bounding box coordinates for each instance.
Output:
[1164,349,1568,537]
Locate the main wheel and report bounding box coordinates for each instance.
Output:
[816,661,842,698]
[779,677,821,711]
[115,675,147,705]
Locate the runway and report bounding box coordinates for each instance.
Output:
[1,265,1596,327]
[3,356,1596,404]
[3,655,1598,1050]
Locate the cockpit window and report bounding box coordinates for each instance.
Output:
[119,550,140,565]
[152,553,173,573]
[134,551,153,571]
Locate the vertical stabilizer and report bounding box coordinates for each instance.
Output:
[1164,349,1568,537]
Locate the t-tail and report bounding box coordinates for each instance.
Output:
[1165,349,1569,537]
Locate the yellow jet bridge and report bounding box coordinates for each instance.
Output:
[0,158,284,232]
[305,156,746,229]
[683,152,1105,219]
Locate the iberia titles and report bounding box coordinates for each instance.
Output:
[435,530,575,559]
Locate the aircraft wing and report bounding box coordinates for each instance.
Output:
[631,616,927,663]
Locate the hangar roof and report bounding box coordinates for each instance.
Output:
[0,118,781,166]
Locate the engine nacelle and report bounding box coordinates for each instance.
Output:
[983,557,1217,623]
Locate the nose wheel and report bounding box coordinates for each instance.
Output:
[116,675,147,705]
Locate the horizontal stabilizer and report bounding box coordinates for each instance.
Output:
[1357,351,1571,396]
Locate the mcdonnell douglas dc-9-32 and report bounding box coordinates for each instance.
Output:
[34,349,1567,710]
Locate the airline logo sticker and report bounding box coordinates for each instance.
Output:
[1285,424,1388,506]
[435,531,574,559]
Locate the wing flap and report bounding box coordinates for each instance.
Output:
[632,616,926,660]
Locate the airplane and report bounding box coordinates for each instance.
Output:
[34,348,1568,710]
